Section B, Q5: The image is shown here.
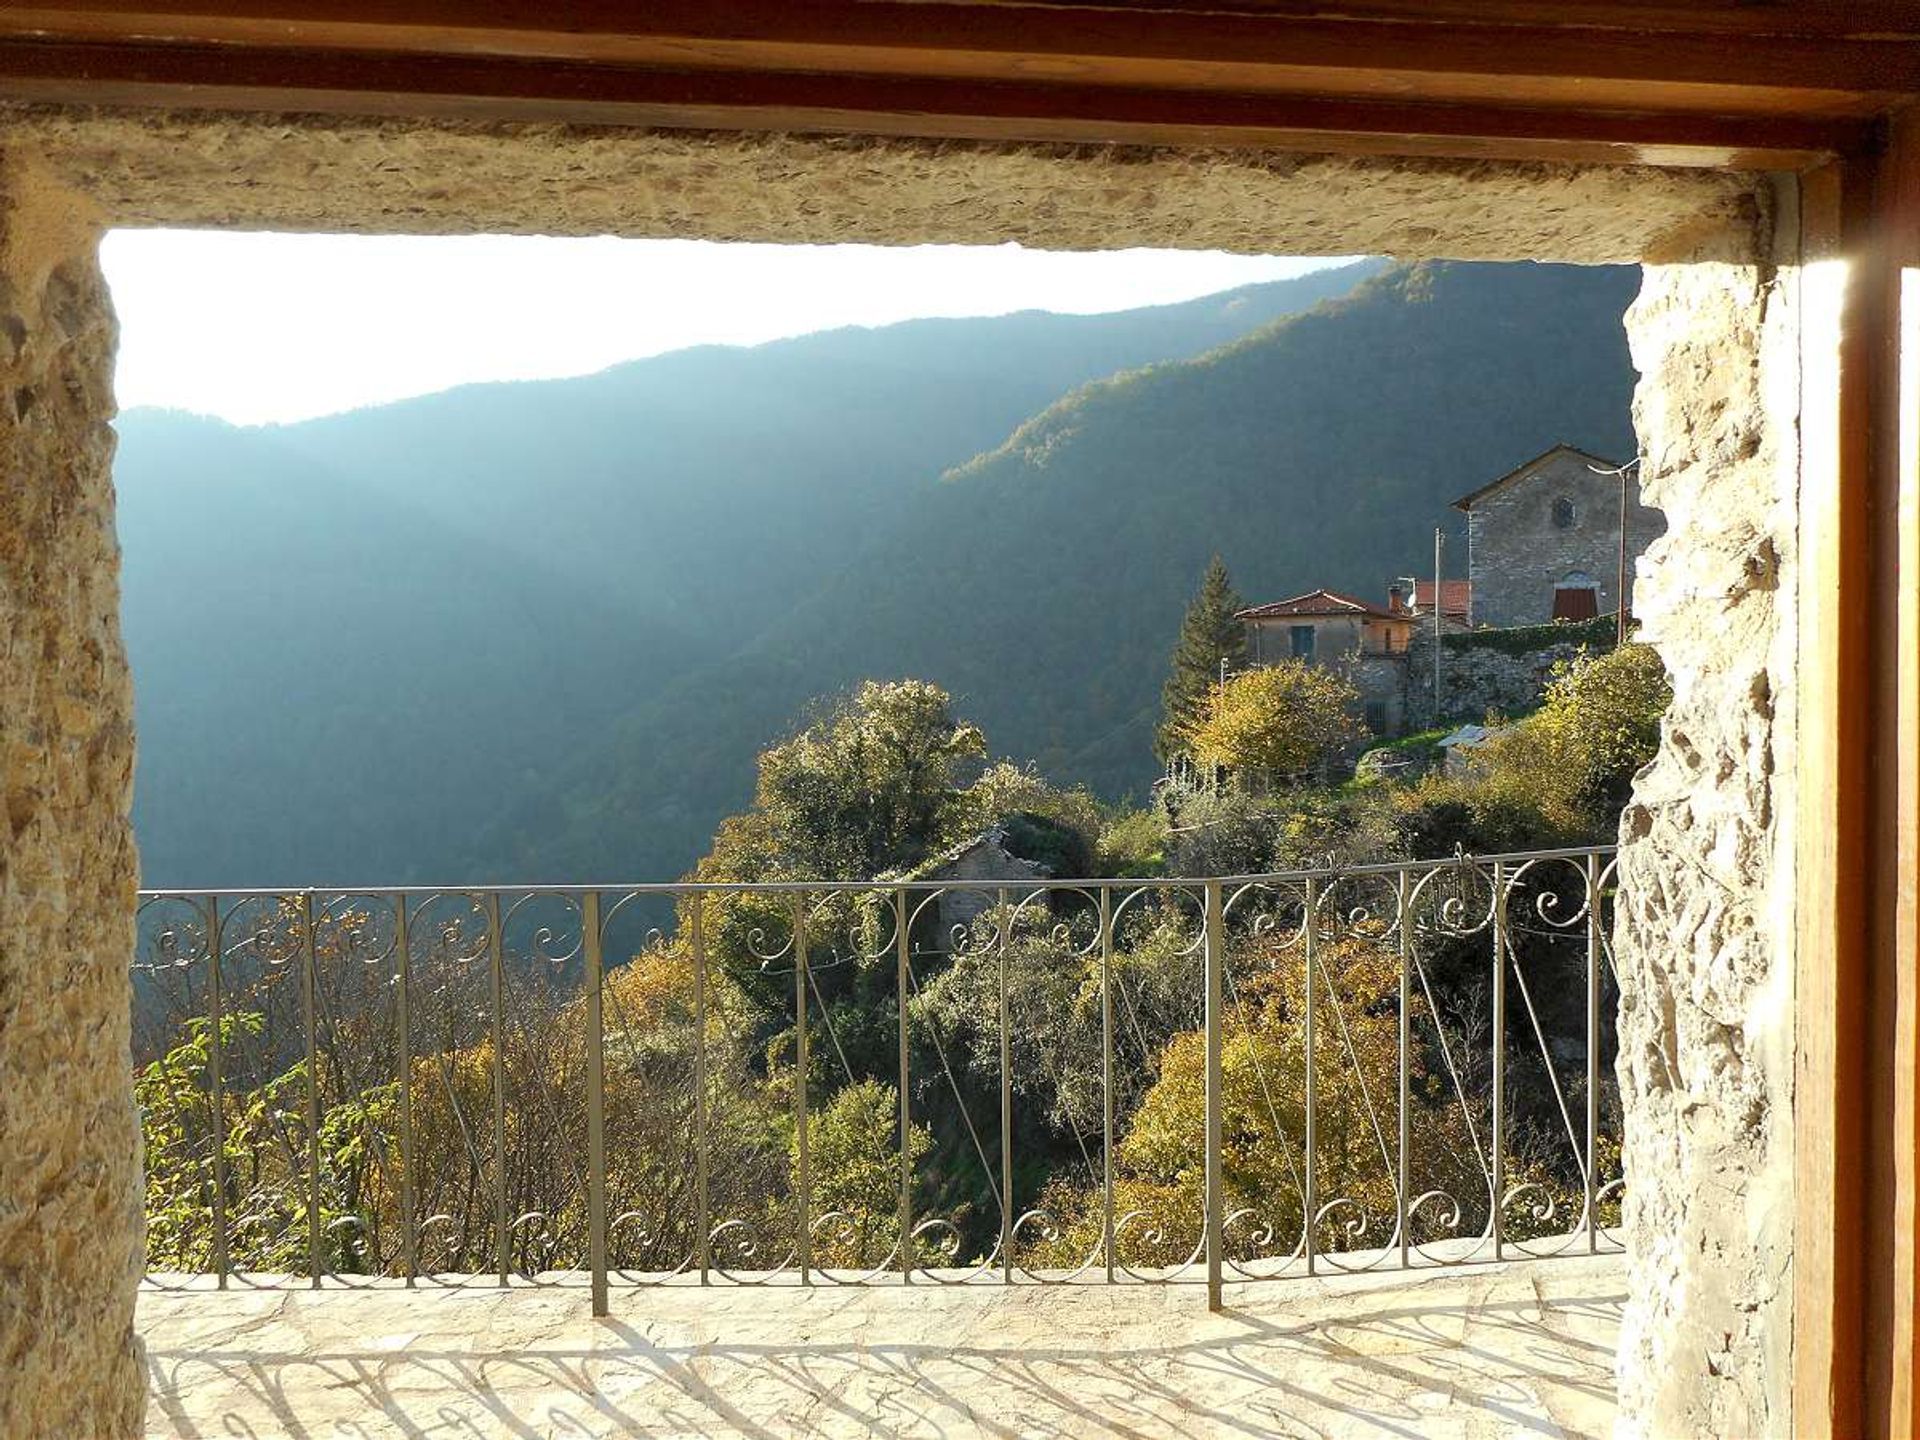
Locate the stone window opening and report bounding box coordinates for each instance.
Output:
[0,99,1898,1440]
[1552,495,1578,528]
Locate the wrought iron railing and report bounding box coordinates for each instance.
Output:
[131,846,1623,1313]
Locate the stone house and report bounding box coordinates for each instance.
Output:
[1452,443,1664,627]
[902,822,1056,949]
[1238,589,1415,735]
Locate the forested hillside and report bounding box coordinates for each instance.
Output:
[119,261,1379,887]
[117,257,1640,890]
[481,260,1639,884]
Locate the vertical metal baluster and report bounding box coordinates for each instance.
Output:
[206,896,229,1288]
[895,889,913,1285]
[1491,859,1507,1262]
[396,893,416,1286]
[584,890,608,1317]
[1304,875,1318,1278]
[487,891,508,1287]
[1203,880,1225,1313]
[998,887,1013,1284]
[1397,867,1412,1272]
[302,891,322,1288]
[694,898,711,1285]
[1585,851,1601,1253]
[793,896,811,1286]
[1101,886,1115,1285]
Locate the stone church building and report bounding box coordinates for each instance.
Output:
[1452,443,1665,628]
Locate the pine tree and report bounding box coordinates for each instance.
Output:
[1155,556,1247,762]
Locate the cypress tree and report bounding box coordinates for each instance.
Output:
[1155,555,1247,762]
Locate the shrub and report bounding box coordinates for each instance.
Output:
[1186,660,1367,786]
[1395,642,1671,852]
[1095,805,1167,877]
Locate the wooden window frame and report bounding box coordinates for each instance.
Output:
[0,5,1912,1433]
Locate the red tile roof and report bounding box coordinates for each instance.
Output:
[1412,579,1472,617]
[1238,589,1398,621]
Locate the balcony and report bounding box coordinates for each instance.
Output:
[133,848,1624,1436]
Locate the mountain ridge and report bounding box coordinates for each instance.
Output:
[469,259,1641,886]
[118,260,1386,887]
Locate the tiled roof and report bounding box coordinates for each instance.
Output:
[1412,579,1472,616]
[1238,589,1396,621]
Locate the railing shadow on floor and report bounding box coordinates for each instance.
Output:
[141,1257,1628,1440]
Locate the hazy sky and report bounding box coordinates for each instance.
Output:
[101,231,1349,426]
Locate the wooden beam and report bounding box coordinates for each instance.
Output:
[2,1,1915,99]
[1865,101,1920,1440]
[0,38,1863,169]
[1796,114,1920,1438]
[974,1,1920,39]
[0,0,1911,150]
[1796,153,1873,1440]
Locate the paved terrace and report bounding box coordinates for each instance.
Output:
[140,1252,1623,1438]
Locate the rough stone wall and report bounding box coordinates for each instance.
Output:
[1348,652,1408,735]
[1465,449,1666,627]
[1613,192,1797,1437]
[0,156,143,1438]
[926,833,1053,940]
[1403,626,1614,730]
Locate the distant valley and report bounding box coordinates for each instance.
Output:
[115,257,1638,889]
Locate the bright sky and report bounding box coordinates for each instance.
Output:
[101,231,1349,426]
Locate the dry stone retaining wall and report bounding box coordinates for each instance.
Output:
[1397,625,1620,733]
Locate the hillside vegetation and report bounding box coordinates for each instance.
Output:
[479,260,1639,885]
[116,257,1638,891]
[118,262,1380,886]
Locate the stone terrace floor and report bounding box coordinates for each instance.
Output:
[140,1252,1623,1438]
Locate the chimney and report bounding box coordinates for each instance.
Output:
[1387,583,1406,613]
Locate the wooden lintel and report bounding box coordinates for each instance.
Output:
[0,39,1862,170]
[2,1,1916,99]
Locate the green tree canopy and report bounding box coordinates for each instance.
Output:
[1186,660,1366,785]
[741,679,988,881]
[1155,556,1246,763]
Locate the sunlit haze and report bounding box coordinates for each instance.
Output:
[101,230,1349,426]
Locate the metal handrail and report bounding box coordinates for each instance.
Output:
[131,846,1624,1315]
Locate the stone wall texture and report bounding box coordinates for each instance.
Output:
[3,105,1757,262]
[0,156,144,1439]
[1403,627,1612,731]
[1463,448,1666,628]
[1613,193,1798,1438]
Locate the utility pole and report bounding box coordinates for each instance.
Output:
[1616,465,1631,645]
[1433,527,1444,720]
[1588,455,1641,646]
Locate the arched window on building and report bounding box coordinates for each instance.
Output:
[1551,495,1578,529]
